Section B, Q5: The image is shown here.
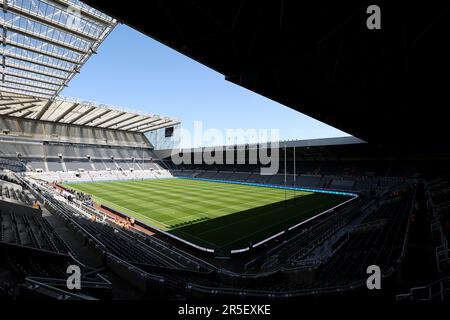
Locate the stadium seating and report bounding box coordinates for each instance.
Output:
[0,114,441,300]
[2,151,437,301]
[26,168,172,183]
[169,166,401,195]
[0,117,148,148]
[149,186,416,297]
[41,193,210,273]
[0,210,71,254]
[427,177,450,255]
[0,243,111,299]
[317,187,415,285]
[0,158,27,172]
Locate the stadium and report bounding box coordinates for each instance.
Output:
[0,0,449,303]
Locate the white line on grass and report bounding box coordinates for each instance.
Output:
[84,193,171,229]
[97,181,305,224]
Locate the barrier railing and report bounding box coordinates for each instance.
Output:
[397,277,450,300]
[24,278,98,300]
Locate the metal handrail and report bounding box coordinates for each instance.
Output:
[24,278,98,300]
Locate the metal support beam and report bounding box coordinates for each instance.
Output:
[1,78,58,92]
[0,93,180,134]
[137,121,181,132]
[47,0,115,25]
[4,61,69,81]
[0,1,116,97]
[0,92,27,99]
[67,106,95,124]
[1,37,81,64]
[2,70,63,86]
[112,116,150,130]
[134,120,171,132]
[0,98,38,106]
[0,84,52,98]
[53,102,79,122]
[2,103,36,116]
[77,108,111,126]
[0,1,99,42]
[92,111,125,127]
[1,23,6,83]
[102,114,141,129]
[0,19,89,54]
[18,109,34,118]
[35,99,53,120]
[2,51,74,73]
[120,117,165,131]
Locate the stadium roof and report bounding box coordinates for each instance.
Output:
[0,0,117,99]
[0,92,180,132]
[80,1,450,148]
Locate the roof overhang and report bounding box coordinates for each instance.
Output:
[78,1,450,148]
[0,0,117,99]
[0,92,180,132]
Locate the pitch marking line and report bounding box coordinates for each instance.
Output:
[86,193,171,228]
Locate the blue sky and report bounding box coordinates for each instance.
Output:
[61,24,349,148]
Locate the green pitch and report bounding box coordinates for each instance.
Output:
[64,178,350,251]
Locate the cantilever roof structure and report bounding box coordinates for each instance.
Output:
[0,1,179,133]
[0,0,117,99]
[0,92,180,132]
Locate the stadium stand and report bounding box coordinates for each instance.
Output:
[171,166,402,194]
[1,130,447,300]
[1,121,445,301]
[0,0,448,302]
[1,148,430,299]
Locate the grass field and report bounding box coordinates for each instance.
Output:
[64,178,351,251]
